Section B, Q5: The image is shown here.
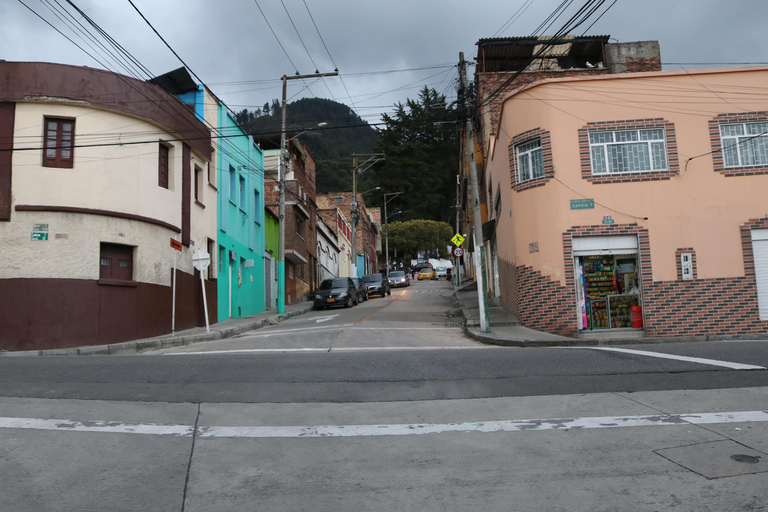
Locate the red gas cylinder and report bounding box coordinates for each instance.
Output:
[630,306,643,329]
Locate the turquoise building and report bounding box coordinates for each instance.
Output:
[172,74,266,320]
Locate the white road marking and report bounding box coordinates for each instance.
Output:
[315,314,339,323]
[163,348,329,355]
[577,347,766,370]
[349,327,461,330]
[3,411,768,438]
[163,346,488,356]
[236,324,354,337]
[0,417,193,436]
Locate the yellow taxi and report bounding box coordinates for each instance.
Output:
[417,267,436,280]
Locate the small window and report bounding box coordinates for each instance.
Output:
[208,238,216,280]
[194,165,203,205]
[254,190,262,225]
[229,165,237,203]
[296,216,305,239]
[99,243,133,281]
[218,245,225,274]
[239,175,246,210]
[516,139,543,182]
[720,122,768,168]
[335,197,343,204]
[43,117,74,168]
[158,144,169,188]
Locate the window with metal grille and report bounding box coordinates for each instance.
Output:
[516,139,543,182]
[43,117,74,168]
[589,129,667,174]
[720,122,768,168]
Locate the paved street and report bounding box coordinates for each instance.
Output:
[2,277,768,511]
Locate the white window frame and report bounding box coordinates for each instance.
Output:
[720,122,768,168]
[516,139,543,182]
[589,128,668,175]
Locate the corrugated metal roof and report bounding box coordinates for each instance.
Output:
[476,35,610,72]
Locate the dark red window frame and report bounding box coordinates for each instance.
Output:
[43,117,74,168]
[159,144,169,188]
[99,243,134,282]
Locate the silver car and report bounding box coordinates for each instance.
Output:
[435,267,448,279]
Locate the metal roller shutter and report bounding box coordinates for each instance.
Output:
[752,230,768,321]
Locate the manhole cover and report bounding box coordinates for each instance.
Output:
[731,454,761,464]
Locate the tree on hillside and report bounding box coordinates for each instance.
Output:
[385,219,453,262]
[367,87,459,223]
[234,98,379,193]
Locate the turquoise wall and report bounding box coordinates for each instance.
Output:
[214,104,265,320]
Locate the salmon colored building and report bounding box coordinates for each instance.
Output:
[485,65,768,339]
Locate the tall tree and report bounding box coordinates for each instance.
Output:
[367,87,459,223]
[386,219,454,262]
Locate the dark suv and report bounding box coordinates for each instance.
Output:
[362,273,391,298]
[411,262,433,274]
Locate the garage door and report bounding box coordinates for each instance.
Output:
[753,230,768,321]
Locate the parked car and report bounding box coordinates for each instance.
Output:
[435,267,448,279]
[314,278,358,309]
[362,273,391,297]
[418,267,436,280]
[388,270,410,288]
[351,277,368,303]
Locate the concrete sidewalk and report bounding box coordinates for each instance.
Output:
[455,280,768,347]
[1,301,315,357]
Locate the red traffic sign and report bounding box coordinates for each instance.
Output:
[170,238,182,251]
[453,247,464,257]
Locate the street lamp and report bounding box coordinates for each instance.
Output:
[383,191,403,275]
[350,153,384,278]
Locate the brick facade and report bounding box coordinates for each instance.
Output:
[499,221,768,339]
[508,127,554,192]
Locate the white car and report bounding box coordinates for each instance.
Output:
[435,267,448,279]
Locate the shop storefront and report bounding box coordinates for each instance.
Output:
[573,235,644,332]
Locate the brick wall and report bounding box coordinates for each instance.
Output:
[495,220,768,338]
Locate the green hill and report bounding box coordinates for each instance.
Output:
[236,98,380,193]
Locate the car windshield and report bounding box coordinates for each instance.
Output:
[362,274,382,283]
[420,268,432,273]
[389,271,405,278]
[319,278,348,290]
[436,267,446,271]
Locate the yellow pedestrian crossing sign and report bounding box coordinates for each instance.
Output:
[451,233,465,246]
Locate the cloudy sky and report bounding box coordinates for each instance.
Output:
[3,0,768,126]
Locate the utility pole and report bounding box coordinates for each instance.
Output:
[455,173,461,287]
[278,71,337,314]
[350,153,384,278]
[459,52,490,332]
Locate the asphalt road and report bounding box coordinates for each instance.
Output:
[1,279,767,403]
[2,278,768,511]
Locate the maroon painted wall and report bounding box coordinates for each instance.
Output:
[0,274,217,351]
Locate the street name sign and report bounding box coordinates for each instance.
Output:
[570,198,595,210]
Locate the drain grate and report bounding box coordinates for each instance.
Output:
[731,454,761,464]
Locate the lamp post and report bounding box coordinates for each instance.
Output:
[383,191,403,274]
[350,153,384,278]
[278,71,337,313]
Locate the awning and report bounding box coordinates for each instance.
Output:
[285,249,308,265]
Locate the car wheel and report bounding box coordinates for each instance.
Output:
[346,297,354,308]
[387,289,391,296]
